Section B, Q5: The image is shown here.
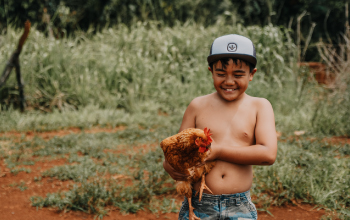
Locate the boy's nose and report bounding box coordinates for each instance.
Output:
[225,77,235,85]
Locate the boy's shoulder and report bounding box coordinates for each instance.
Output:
[246,95,271,105]
[244,95,273,112]
[189,93,216,107]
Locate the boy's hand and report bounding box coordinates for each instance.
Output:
[205,139,221,161]
[163,159,190,181]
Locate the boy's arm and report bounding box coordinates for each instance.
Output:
[178,98,197,132]
[207,99,277,165]
[163,99,198,180]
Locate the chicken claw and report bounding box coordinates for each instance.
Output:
[195,175,213,202]
[188,197,200,220]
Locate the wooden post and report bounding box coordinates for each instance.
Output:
[0,20,30,112]
[14,57,25,111]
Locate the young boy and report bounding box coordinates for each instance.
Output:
[163,34,277,220]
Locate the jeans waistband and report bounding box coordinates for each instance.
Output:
[192,189,251,201]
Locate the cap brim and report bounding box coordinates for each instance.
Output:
[207,54,257,68]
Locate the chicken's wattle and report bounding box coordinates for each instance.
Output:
[199,146,208,153]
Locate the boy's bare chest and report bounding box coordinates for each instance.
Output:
[195,106,256,146]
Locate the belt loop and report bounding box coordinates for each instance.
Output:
[246,191,250,200]
[235,198,241,206]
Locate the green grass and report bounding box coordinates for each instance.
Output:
[253,139,350,214]
[1,126,348,219]
[26,128,174,216]
[42,157,106,181]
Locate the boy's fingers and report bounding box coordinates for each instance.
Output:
[175,172,188,178]
[164,159,190,180]
[174,176,189,181]
[173,172,190,181]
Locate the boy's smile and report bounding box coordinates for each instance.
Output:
[209,59,256,102]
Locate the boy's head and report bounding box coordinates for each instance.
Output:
[207,34,257,101]
[207,34,257,70]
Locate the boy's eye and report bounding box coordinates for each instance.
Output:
[217,74,225,77]
[235,75,243,78]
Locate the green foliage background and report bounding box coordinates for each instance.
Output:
[1,19,349,134]
[1,0,349,59]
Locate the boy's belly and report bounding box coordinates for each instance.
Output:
[193,160,253,195]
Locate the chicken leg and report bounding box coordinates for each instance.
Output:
[187,196,200,220]
[195,174,213,202]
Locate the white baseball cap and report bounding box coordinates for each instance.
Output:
[207,34,257,68]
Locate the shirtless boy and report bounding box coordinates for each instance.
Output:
[163,34,278,220]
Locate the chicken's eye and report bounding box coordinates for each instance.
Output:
[195,138,202,146]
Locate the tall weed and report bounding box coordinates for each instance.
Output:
[2,21,344,135]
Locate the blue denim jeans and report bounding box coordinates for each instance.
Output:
[178,190,257,220]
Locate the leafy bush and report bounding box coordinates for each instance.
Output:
[1,0,348,48]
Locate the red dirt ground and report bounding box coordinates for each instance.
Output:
[0,126,126,141]
[0,128,344,220]
[0,164,332,220]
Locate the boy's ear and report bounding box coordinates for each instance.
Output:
[208,66,214,78]
[249,68,257,81]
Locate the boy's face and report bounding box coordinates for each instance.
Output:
[209,59,257,102]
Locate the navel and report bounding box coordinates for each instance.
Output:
[221,175,225,179]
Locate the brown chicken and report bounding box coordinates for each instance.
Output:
[160,127,216,220]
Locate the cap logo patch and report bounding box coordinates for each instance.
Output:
[227,43,237,52]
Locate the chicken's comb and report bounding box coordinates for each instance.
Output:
[204,127,212,137]
[203,127,213,143]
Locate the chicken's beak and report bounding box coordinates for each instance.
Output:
[205,143,211,152]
